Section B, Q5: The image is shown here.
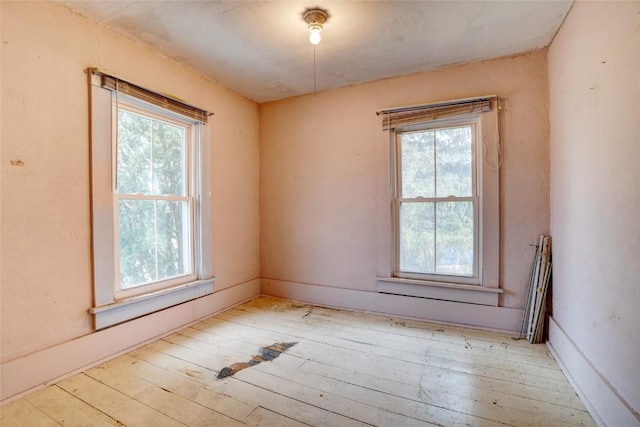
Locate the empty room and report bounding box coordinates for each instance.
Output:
[1,1,638,426]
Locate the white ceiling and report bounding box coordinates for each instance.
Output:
[60,1,572,103]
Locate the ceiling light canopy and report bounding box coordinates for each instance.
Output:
[303,8,328,45]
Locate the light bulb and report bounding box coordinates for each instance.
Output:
[308,25,322,45]
[303,9,328,45]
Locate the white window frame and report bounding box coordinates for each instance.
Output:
[113,101,198,298]
[90,74,215,329]
[377,107,501,306]
[392,118,481,285]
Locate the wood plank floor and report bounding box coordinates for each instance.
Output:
[0,296,595,427]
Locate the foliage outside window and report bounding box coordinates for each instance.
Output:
[115,105,196,295]
[395,122,479,283]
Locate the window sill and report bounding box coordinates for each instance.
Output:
[376,276,501,306]
[90,278,216,330]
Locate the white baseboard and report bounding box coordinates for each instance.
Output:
[261,278,523,332]
[0,279,260,405]
[547,316,640,427]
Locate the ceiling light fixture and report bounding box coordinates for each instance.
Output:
[303,8,328,45]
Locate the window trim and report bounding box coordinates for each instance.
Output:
[376,103,501,306]
[90,73,215,329]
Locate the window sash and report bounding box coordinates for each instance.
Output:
[393,120,480,284]
[113,101,193,193]
[115,108,188,197]
[113,195,197,297]
[396,199,479,279]
[112,99,198,299]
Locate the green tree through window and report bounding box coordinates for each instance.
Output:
[116,107,193,289]
[396,125,476,277]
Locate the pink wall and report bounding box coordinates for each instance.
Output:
[1,1,260,364]
[260,50,550,314]
[11,2,638,416]
[548,2,640,424]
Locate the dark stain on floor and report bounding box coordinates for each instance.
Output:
[217,342,298,379]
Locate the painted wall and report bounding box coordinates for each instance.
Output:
[548,1,640,424]
[260,50,550,316]
[1,1,260,364]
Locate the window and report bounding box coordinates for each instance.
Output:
[377,97,501,305]
[115,103,196,297]
[395,121,479,283]
[90,70,214,329]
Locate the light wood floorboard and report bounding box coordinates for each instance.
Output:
[0,296,596,427]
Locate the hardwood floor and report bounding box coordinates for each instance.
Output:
[0,296,595,426]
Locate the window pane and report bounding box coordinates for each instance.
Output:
[117,110,186,196]
[117,110,152,194]
[118,199,191,289]
[400,131,435,198]
[153,121,186,196]
[435,126,472,197]
[118,199,156,288]
[156,200,191,281]
[435,201,474,275]
[399,202,435,273]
